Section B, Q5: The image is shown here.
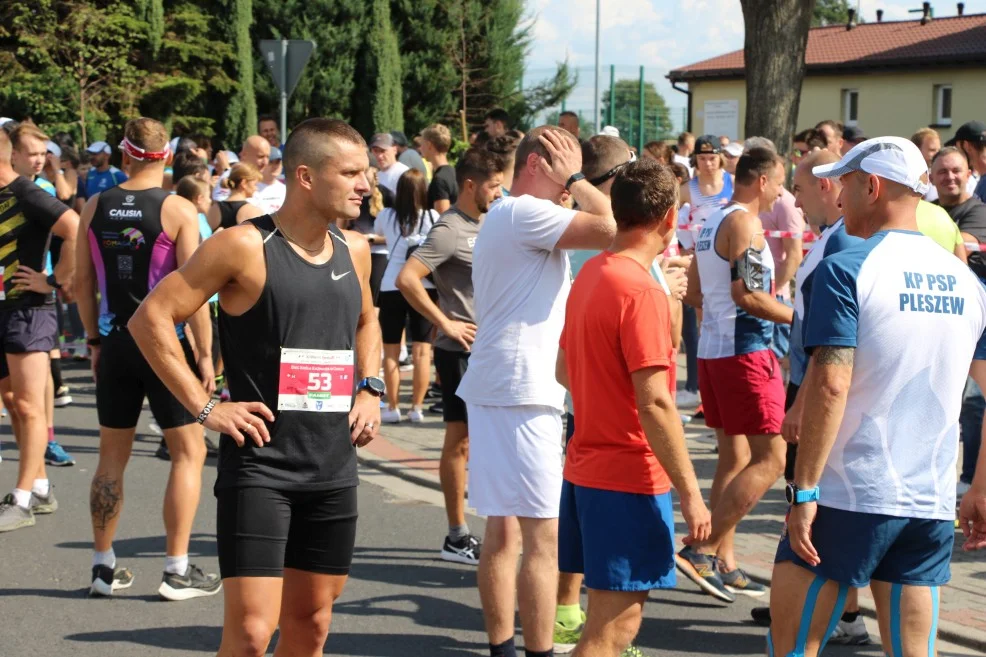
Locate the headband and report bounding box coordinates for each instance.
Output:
[119,137,170,161]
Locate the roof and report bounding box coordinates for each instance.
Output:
[668,13,986,81]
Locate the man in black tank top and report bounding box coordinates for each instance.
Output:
[131,118,383,656]
[75,118,221,600]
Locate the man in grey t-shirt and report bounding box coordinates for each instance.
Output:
[396,148,504,565]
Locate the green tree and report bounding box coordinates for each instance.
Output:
[600,79,673,146]
[223,0,256,146]
[351,0,403,135]
[812,0,858,26]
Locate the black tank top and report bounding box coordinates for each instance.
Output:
[90,186,176,334]
[218,200,249,229]
[216,216,363,491]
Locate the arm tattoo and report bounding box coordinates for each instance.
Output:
[814,346,855,366]
[90,474,122,531]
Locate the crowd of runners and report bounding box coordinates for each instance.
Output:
[0,105,985,657]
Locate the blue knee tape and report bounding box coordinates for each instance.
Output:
[891,583,904,657]
[767,575,839,657]
[817,581,848,655]
[929,586,939,657]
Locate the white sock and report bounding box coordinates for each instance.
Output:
[93,548,116,569]
[32,478,49,496]
[12,488,32,508]
[164,554,189,576]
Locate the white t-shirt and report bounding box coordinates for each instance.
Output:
[456,194,577,410]
[251,180,285,214]
[673,153,694,177]
[373,208,437,292]
[377,162,410,195]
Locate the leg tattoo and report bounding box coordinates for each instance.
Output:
[90,474,122,530]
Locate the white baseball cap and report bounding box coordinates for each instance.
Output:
[224,150,240,164]
[723,142,744,157]
[46,141,62,159]
[87,141,111,155]
[600,125,620,138]
[812,136,930,196]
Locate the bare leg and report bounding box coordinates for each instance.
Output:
[410,342,432,408]
[382,343,401,411]
[517,516,559,653]
[558,572,583,607]
[7,352,51,491]
[272,569,348,657]
[572,589,648,657]
[769,561,846,657]
[478,515,522,644]
[710,429,750,570]
[90,427,137,551]
[162,423,207,558]
[871,580,938,657]
[216,577,283,657]
[439,421,469,528]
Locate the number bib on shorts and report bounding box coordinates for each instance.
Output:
[277,348,354,412]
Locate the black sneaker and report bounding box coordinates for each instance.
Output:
[674,546,735,603]
[425,384,442,401]
[751,606,771,626]
[427,402,444,415]
[155,439,170,461]
[440,534,481,565]
[158,564,222,601]
[89,565,135,597]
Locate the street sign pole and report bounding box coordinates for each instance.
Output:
[280,39,288,141]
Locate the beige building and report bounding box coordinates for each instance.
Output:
[668,9,986,143]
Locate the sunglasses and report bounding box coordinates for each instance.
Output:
[588,151,637,187]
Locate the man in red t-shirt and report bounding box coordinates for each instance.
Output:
[556,159,710,655]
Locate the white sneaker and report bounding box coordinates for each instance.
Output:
[957,480,972,498]
[381,408,402,424]
[828,616,871,645]
[676,390,700,407]
[408,408,425,423]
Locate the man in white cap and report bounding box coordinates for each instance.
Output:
[82,141,127,200]
[370,133,409,195]
[768,136,986,656]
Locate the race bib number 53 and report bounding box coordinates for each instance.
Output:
[277,348,354,412]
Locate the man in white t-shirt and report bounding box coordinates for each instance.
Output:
[673,131,695,173]
[211,136,270,202]
[370,133,410,195]
[252,146,286,214]
[455,127,616,657]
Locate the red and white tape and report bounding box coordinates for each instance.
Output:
[677,223,817,242]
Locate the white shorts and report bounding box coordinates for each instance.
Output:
[467,404,563,518]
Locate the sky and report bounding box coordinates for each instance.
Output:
[523,0,983,131]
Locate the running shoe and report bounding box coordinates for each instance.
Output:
[750,606,771,626]
[720,566,766,597]
[692,404,705,420]
[440,534,482,566]
[54,385,73,407]
[553,609,586,654]
[674,546,735,603]
[621,646,645,657]
[148,420,163,436]
[72,342,89,361]
[828,616,871,645]
[158,564,222,601]
[155,439,170,461]
[89,565,135,597]
[425,384,442,401]
[30,488,58,514]
[0,494,35,532]
[676,389,700,407]
[381,407,402,424]
[45,440,76,466]
[408,407,425,423]
[428,402,444,415]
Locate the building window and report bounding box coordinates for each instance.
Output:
[842,89,859,126]
[934,84,952,126]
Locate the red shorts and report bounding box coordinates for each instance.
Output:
[697,350,784,436]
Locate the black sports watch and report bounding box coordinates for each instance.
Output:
[46,274,61,290]
[565,172,586,191]
[356,376,386,397]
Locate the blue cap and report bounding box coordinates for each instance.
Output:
[270,146,282,161]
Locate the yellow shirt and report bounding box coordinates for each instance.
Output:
[916,200,961,254]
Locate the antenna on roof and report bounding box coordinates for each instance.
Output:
[847,7,857,29]
[877,9,884,22]
[957,2,965,16]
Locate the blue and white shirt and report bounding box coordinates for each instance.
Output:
[695,204,776,358]
[789,218,862,386]
[805,229,986,520]
[83,167,127,200]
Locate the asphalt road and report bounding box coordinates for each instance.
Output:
[0,363,976,656]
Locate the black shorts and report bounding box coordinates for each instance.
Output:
[370,253,388,305]
[216,485,358,578]
[0,306,58,379]
[434,347,469,423]
[378,289,438,345]
[96,329,198,430]
[784,381,800,482]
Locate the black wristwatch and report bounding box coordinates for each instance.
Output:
[46,274,61,290]
[356,376,386,397]
[565,172,586,191]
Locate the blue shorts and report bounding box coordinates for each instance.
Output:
[558,480,676,591]
[771,296,792,359]
[775,505,954,587]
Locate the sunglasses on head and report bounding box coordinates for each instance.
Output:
[588,151,637,187]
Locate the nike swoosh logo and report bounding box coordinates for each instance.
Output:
[331,270,351,281]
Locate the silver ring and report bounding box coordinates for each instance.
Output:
[366,422,374,430]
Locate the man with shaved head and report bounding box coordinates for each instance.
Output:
[212,135,272,202]
[131,118,383,656]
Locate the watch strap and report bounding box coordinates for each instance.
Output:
[794,486,820,504]
[565,172,586,190]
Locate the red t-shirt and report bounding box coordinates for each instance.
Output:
[560,251,674,495]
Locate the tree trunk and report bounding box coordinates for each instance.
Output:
[79,84,88,148]
[739,0,815,155]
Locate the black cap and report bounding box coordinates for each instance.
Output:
[842,125,866,142]
[389,131,409,147]
[945,121,986,147]
[694,134,721,155]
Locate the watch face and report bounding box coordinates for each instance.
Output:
[785,483,795,504]
[366,377,386,395]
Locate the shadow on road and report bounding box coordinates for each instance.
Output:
[56,533,218,559]
[65,624,221,652]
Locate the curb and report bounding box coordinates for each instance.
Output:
[359,450,985,653]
